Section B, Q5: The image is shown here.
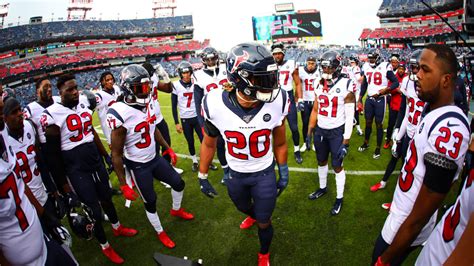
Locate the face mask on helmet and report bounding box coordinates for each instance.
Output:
[124,78,152,106]
[238,66,280,103]
[320,61,339,83]
[202,53,218,70]
[409,63,419,81]
[368,55,378,67]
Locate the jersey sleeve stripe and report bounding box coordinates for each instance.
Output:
[107,108,125,124]
[281,90,288,114]
[427,111,470,136]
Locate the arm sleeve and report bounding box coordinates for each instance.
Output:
[171,93,179,125]
[387,71,399,90]
[359,76,367,99]
[194,84,204,126]
[423,152,458,194]
[43,132,68,190]
[395,94,407,129]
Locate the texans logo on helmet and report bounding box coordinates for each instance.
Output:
[230,50,250,73]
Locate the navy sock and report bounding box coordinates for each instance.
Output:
[376,128,383,147]
[365,127,372,142]
[258,224,273,254]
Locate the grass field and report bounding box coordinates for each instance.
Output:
[69,85,461,266]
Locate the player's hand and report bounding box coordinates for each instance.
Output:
[391,141,400,158]
[296,99,305,112]
[374,256,390,266]
[104,154,114,174]
[391,128,399,143]
[175,124,183,134]
[53,193,68,219]
[41,209,62,236]
[155,63,170,83]
[465,150,473,171]
[336,143,349,160]
[357,101,364,112]
[64,192,81,208]
[120,184,138,201]
[163,147,178,166]
[198,177,218,198]
[277,164,289,196]
[305,135,311,151]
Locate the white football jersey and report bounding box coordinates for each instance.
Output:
[41,102,94,151]
[400,76,425,139]
[8,120,48,206]
[24,101,50,144]
[348,65,362,98]
[362,62,393,97]
[95,85,122,144]
[0,128,47,266]
[150,74,165,124]
[172,80,197,119]
[202,89,289,173]
[298,66,319,101]
[192,64,228,95]
[314,77,355,130]
[277,60,297,92]
[382,105,470,246]
[107,102,157,163]
[415,171,474,265]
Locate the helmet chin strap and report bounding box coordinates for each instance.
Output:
[237,90,258,103]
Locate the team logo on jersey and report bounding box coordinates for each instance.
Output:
[80,103,85,108]
[27,133,31,140]
[336,88,340,93]
[263,113,271,122]
[229,50,250,73]
[242,115,254,123]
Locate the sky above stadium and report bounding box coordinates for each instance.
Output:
[4,0,381,50]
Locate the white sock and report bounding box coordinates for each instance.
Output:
[335,170,346,199]
[294,145,300,152]
[191,155,198,164]
[146,211,163,233]
[111,221,121,230]
[380,181,386,187]
[171,189,183,210]
[100,241,110,250]
[318,165,328,189]
[356,125,362,131]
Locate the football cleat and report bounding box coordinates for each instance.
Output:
[300,143,307,153]
[102,245,124,264]
[373,148,381,159]
[356,127,363,136]
[370,182,386,192]
[157,231,175,249]
[173,166,184,175]
[383,140,392,149]
[160,181,171,189]
[330,198,343,216]
[294,151,303,164]
[308,188,327,200]
[170,208,194,220]
[358,143,369,152]
[258,252,270,266]
[192,162,199,172]
[112,225,138,237]
[209,163,218,171]
[240,216,256,229]
[381,203,392,210]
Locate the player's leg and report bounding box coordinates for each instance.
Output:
[371,233,419,266]
[354,107,363,136]
[156,119,171,162]
[300,101,313,152]
[360,97,375,151]
[182,118,198,171]
[385,107,398,148]
[226,170,255,221]
[287,92,302,163]
[373,97,386,159]
[309,128,330,200]
[44,234,77,266]
[329,127,345,215]
[371,155,399,192]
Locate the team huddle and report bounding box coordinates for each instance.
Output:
[0,42,473,266]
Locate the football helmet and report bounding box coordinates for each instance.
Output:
[120,64,152,107]
[1,87,15,101]
[409,50,422,81]
[320,50,342,82]
[367,48,381,67]
[177,61,193,79]
[200,47,219,70]
[226,43,279,103]
[67,205,95,240]
[349,53,359,65]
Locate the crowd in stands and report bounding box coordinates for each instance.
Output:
[359,23,463,41]
[0,16,193,51]
[377,0,462,18]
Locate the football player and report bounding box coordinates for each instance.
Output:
[298,56,319,152]
[348,54,364,136]
[384,55,404,149]
[370,51,425,203]
[95,71,122,146]
[271,42,304,164]
[358,49,399,159]
[198,43,289,266]
[171,61,217,172]
[373,44,470,266]
[108,65,194,249]
[41,74,137,264]
[193,47,230,183]
[306,51,355,215]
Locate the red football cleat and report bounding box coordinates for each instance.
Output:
[383,141,392,149]
[102,246,124,264]
[240,216,256,229]
[112,225,138,237]
[370,182,385,192]
[158,231,175,249]
[381,203,392,210]
[258,252,270,266]
[170,208,194,220]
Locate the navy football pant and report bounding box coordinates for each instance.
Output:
[287,91,300,146]
[313,125,344,168]
[382,134,410,182]
[364,96,386,146]
[301,101,314,141]
[181,117,203,156]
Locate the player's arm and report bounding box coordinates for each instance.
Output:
[92,128,108,157]
[395,95,408,142]
[380,153,460,264]
[154,127,171,150]
[273,121,288,165]
[171,93,182,133]
[110,126,127,186]
[156,81,173,93]
[379,71,400,96]
[444,212,474,266]
[307,95,319,136]
[193,83,205,126]
[44,125,71,194]
[0,249,10,266]
[292,68,303,101]
[359,75,368,103]
[154,63,173,93]
[198,119,219,198]
[343,92,356,144]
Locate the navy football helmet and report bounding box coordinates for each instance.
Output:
[320,50,342,82]
[409,50,422,81]
[120,64,152,107]
[226,43,279,102]
[200,47,219,69]
[67,205,95,240]
[349,53,360,65]
[177,61,193,79]
[367,48,381,67]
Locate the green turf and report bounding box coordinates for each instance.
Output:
[69,84,460,265]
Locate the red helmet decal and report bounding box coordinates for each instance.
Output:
[230,50,250,73]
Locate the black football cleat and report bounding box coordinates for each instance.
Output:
[294,151,303,164]
[308,188,327,200]
[330,198,343,216]
[209,163,218,171]
[192,162,199,172]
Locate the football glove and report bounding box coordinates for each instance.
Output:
[336,143,349,160]
[357,101,364,112]
[374,256,390,266]
[162,147,178,166]
[296,99,305,112]
[277,164,289,196]
[53,194,68,219]
[198,173,218,198]
[155,63,171,83]
[41,210,63,240]
[64,192,81,208]
[305,135,311,151]
[104,154,114,174]
[120,185,138,201]
[391,128,399,143]
[391,141,400,158]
